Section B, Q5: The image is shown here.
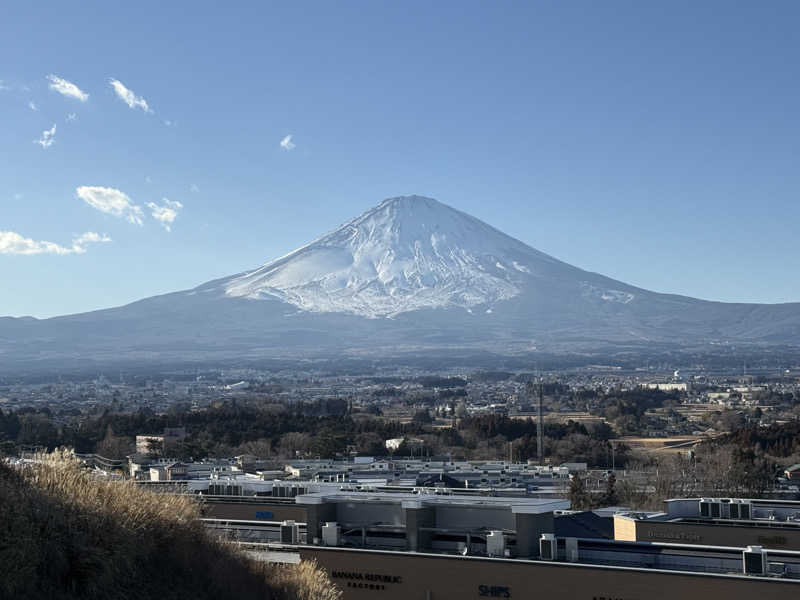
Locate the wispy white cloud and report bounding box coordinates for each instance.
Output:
[280,134,296,150]
[0,230,110,255]
[145,175,153,184]
[47,74,89,102]
[109,78,152,113]
[35,124,57,148]
[77,185,144,225]
[190,183,199,193]
[66,113,77,122]
[28,100,38,111]
[13,193,23,201]
[0,80,9,91]
[72,231,112,248]
[146,198,183,231]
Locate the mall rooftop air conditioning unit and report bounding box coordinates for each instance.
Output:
[743,546,768,576]
[539,534,556,561]
[322,522,341,547]
[740,502,752,520]
[487,531,506,557]
[280,520,299,544]
[565,537,579,562]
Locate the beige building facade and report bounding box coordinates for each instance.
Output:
[295,546,799,600]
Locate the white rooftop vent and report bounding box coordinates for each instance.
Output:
[487,531,506,557]
[322,522,341,547]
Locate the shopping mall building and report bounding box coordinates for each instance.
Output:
[200,489,800,599]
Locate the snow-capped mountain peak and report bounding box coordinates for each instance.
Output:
[222,195,558,318]
[5,195,800,369]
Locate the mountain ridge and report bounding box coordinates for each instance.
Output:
[1,195,799,367]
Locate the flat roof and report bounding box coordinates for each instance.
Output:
[240,541,800,584]
[667,497,800,506]
[294,490,568,513]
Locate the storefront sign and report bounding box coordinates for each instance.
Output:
[479,585,511,597]
[331,571,402,592]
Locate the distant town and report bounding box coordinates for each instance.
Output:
[5,361,800,598]
[3,362,800,495]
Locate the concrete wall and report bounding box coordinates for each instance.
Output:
[514,512,553,557]
[613,515,638,542]
[435,506,514,531]
[297,546,800,600]
[336,502,405,527]
[201,501,307,522]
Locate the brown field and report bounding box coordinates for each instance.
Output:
[509,411,606,424]
[613,435,712,454]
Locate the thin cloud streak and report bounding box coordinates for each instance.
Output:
[77,185,144,225]
[47,75,89,102]
[109,78,153,113]
[0,230,110,255]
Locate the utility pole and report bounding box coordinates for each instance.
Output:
[525,378,545,465]
[611,442,615,471]
[537,378,544,465]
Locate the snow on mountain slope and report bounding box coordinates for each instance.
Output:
[222,195,609,318]
[4,194,800,371]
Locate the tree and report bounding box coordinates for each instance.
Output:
[600,472,618,507]
[145,437,163,458]
[355,432,385,456]
[278,432,313,458]
[412,410,432,425]
[95,426,134,460]
[568,473,592,510]
[234,438,273,459]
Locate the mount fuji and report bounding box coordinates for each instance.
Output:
[2,195,800,368]
[220,195,560,318]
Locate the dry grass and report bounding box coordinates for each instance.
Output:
[0,450,340,600]
[261,560,343,600]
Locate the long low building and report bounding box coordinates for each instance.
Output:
[243,538,800,599]
[615,497,800,551]
[198,488,800,599]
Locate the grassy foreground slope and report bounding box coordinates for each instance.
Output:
[0,451,339,600]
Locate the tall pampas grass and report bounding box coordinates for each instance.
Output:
[0,449,340,600]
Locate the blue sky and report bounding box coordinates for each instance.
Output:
[2,1,799,317]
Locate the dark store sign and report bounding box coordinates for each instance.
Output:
[757,535,787,545]
[479,585,511,598]
[331,571,402,592]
